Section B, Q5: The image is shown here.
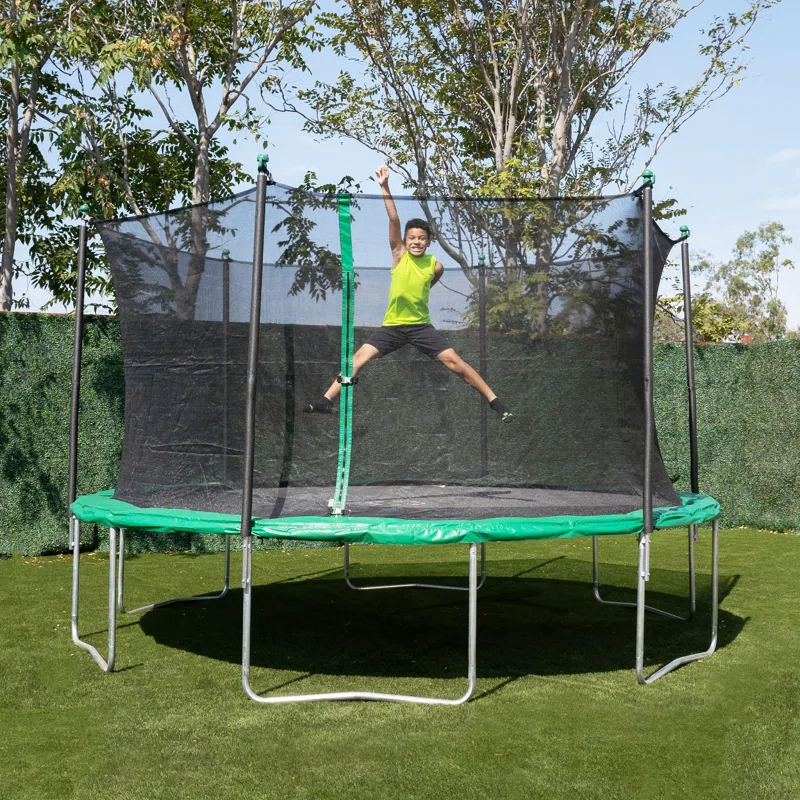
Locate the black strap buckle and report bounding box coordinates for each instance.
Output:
[337,375,358,385]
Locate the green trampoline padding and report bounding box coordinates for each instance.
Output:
[71,491,719,544]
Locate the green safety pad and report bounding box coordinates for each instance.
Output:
[71,491,243,536]
[71,491,719,543]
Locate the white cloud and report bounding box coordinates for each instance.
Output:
[767,148,800,164]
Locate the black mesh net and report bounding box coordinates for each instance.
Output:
[96,183,679,520]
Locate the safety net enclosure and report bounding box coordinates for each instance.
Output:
[91,182,687,526]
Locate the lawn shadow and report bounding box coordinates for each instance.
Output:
[137,555,745,680]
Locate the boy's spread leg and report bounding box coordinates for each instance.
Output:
[437,348,514,423]
[303,343,381,413]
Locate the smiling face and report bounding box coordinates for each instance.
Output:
[404,227,430,257]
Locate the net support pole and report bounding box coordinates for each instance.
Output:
[241,155,271,695]
[633,177,719,684]
[69,206,117,672]
[680,229,699,496]
[636,171,655,680]
[680,227,698,616]
[478,254,488,478]
[67,206,90,531]
[222,249,231,486]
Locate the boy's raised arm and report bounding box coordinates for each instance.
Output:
[376,165,403,261]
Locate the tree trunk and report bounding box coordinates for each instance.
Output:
[178,132,211,319]
[1,162,19,312]
[1,66,20,312]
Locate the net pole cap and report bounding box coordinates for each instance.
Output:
[78,204,91,220]
[477,254,486,267]
[641,169,655,187]
[257,153,270,173]
[221,248,231,261]
[679,225,690,239]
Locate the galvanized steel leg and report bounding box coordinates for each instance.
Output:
[243,542,479,704]
[71,517,116,671]
[636,519,719,684]
[592,526,697,621]
[343,541,487,592]
[117,531,231,613]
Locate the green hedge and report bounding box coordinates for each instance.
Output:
[655,340,800,532]
[1,314,122,556]
[1,314,797,556]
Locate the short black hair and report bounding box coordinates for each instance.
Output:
[404,218,432,240]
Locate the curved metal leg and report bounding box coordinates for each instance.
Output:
[636,519,719,684]
[592,526,697,621]
[242,542,479,704]
[71,517,116,672]
[117,531,231,613]
[343,541,487,592]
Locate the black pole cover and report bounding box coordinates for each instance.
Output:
[67,214,90,514]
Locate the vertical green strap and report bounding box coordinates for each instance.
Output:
[333,193,355,514]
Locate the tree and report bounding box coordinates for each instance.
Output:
[0,0,84,311]
[4,0,320,312]
[693,221,795,342]
[656,291,739,343]
[68,0,319,317]
[657,222,794,343]
[77,0,317,210]
[275,0,777,336]
[293,0,775,200]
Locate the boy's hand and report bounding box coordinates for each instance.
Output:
[376,165,390,189]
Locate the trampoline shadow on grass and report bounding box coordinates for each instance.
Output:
[136,556,744,681]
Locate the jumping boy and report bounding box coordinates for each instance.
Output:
[304,165,512,423]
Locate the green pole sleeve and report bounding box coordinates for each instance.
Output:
[333,193,355,514]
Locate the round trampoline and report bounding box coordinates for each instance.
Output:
[68,162,720,704]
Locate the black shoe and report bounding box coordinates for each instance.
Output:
[489,397,512,423]
[303,397,334,414]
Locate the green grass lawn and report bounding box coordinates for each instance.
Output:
[1,528,799,800]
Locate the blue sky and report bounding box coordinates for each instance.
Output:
[21,0,800,328]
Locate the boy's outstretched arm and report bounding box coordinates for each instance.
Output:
[376,165,404,264]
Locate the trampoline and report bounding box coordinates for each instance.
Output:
[68,159,720,704]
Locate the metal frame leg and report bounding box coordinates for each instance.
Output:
[71,517,116,672]
[242,542,479,704]
[343,541,487,592]
[117,531,231,613]
[592,526,697,621]
[636,519,719,684]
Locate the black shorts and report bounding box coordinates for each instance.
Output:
[363,324,452,360]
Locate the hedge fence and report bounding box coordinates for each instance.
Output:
[1,313,798,556]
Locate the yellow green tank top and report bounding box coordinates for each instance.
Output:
[382,251,437,326]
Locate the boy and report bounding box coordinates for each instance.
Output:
[304,165,512,423]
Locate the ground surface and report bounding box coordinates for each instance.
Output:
[1,528,798,799]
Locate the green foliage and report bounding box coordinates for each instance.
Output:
[658,292,740,343]
[4,0,319,310]
[655,339,800,532]
[0,313,123,556]
[1,0,87,310]
[693,221,795,342]
[300,0,774,198]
